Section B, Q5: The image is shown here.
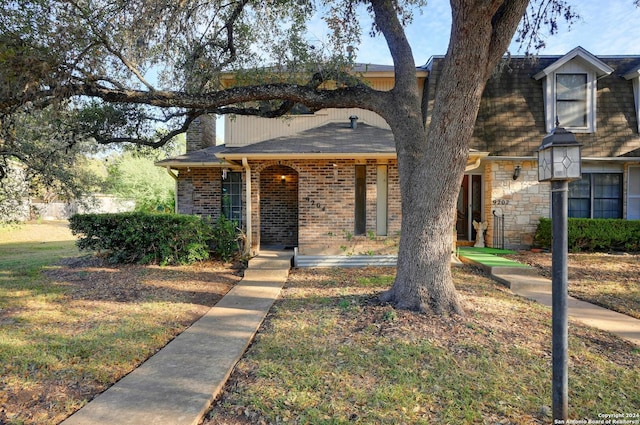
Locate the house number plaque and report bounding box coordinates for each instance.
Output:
[304,196,326,212]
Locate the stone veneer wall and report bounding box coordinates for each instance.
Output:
[484,160,550,249]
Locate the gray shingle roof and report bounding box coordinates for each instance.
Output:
[221,122,395,158]
[155,144,232,167]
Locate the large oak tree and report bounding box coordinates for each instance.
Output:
[1,0,584,314]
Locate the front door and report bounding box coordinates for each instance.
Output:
[456,174,482,241]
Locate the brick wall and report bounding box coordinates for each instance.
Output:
[259,165,298,247]
[186,115,216,153]
[176,168,223,219]
[250,159,401,255]
[175,157,570,253]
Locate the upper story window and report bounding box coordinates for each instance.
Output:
[534,47,613,134]
[556,73,588,128]
[623,67,640,134]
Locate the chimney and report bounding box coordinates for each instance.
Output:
[186,114,217,152]
[349,115,358,129]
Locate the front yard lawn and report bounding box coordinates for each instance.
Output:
[205,265,639,424]
[0,222,242,424]
[505,252,640,319]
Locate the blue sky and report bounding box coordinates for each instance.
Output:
[350,0,640,65]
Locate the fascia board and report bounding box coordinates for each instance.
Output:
[533,46,614,80]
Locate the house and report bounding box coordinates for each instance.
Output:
[156,47,640,262]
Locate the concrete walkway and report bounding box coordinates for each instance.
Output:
[460,254,640,347]
[62,250,292,425]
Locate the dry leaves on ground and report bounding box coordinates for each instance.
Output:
[505,251,640,319]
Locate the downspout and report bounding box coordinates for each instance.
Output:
[165,166,179,213]
[242,158,252,256]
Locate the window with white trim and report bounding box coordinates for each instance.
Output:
[533,48,613,134]
[556,73,588,128]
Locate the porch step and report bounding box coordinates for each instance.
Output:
[294,254,397,268]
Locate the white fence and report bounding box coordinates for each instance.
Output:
[29,196,135,220]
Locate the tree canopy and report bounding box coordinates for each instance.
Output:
[0,0,594,314]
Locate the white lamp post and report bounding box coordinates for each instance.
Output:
[537,126,582,422]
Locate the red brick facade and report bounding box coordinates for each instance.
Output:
[177,159,402,254]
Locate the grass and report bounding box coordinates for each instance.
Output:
[0,222,240,424]
[206,266,639,424]
[457,247,529,268]
[503,251,640,319]
[2,223,638,423]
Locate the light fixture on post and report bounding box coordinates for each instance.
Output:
[537,126,581,423]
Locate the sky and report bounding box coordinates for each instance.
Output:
[347,0,640,66]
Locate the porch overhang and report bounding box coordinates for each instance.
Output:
[155,144,241,170]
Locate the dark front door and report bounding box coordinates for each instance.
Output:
[457,175,482,241]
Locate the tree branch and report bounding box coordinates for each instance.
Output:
[94,111,201,148]
[74,79,382,114]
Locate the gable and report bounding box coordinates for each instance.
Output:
[423,51,640,158]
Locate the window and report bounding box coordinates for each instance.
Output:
[629,166,640,220]
[376,165,388,236]
[556,74,587,128]
[568,173,622,219]
[222,171,243,226]
[533,47,613,134]
[355,165,366,235]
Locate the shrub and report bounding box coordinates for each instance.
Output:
[69,212,212,265]
[534,218,640,252]
[210,215,244,262]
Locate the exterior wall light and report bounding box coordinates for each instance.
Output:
[280,175,286,184]
[537,126,581,423]
[512,165,521,180]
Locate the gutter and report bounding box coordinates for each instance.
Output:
[165,167,179,213]
[484,156,640,162]
[242,158,252,256]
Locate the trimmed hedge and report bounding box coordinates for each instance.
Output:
[534,218,640,252]
[69,212,212,265]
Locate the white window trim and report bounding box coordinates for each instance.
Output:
[623,69,640,134]
[534,47,613,134]
[551,71,596,133]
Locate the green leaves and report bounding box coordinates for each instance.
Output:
[69,212,213,265]
[535,218,640,252]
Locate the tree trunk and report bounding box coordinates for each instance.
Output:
[381,0,530,315]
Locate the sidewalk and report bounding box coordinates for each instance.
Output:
[458,248,640,346]
[62,250,292,425]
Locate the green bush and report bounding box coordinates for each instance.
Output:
[69,212,212,265]
[210,215,244,262]
[534,218,640,252]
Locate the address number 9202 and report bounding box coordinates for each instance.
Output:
[492,199,509,205]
